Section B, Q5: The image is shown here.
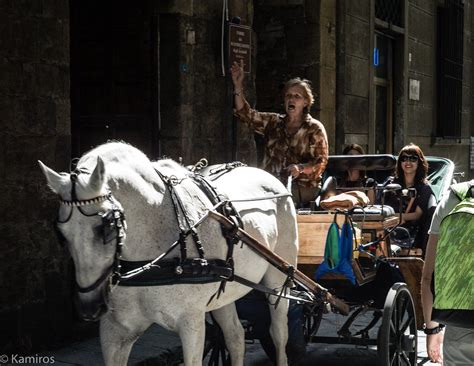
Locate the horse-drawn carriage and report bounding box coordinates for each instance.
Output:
[39,143,455,366]
[204,154,455,366]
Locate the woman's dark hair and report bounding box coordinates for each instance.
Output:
[342,143,365,155]
[342,144,366,180]
[396,143,429,185]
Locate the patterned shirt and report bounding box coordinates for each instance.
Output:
[235,100,329,188]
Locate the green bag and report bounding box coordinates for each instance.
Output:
[432,181,474,328]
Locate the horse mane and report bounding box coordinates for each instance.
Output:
[76,142,167,203]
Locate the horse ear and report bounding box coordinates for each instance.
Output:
[38,160,69,194]
[89,157,106,192]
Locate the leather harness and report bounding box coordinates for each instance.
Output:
[57,162,297,305]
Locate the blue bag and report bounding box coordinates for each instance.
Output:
[315,214,356,284]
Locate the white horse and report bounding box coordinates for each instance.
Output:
[39,142,298,366]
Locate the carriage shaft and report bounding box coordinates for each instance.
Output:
[208,211,350,315]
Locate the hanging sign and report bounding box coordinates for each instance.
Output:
[229,24,252,73]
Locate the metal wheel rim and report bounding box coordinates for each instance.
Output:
[378,283,417,366]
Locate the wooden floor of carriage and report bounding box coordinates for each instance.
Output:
[40,313,437,365]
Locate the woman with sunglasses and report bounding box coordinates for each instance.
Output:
[387,143,435,252]
[230,61,329,207]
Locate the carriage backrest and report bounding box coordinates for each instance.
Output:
[323,154,397,185]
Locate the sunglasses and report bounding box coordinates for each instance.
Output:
[400,155,419,163]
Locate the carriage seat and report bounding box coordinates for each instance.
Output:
[351,205,396,221]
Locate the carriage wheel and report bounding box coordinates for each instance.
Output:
[203,320,231,366]
[303,302,323,342]
[377,283,417,366]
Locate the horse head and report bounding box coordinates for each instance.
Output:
[39,157,125,321]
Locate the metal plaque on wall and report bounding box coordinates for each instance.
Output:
[229,24,252,74]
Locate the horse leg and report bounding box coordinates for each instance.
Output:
[211,303,245,365]
[178,312,206,366]
[100,314,146,366]
[262,267,290,366]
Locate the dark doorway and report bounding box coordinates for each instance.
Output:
[70,1,159,158]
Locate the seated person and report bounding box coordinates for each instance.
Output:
[338,144,375,204]
[385,144,435,252]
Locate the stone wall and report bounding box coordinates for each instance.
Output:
[253,0,337,154]
[0,1,73,353]
[407,0,471,177]
[158,0,257,166]
[336,0,472,177]
[336,0,371,153]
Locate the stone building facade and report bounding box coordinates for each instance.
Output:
[0,0,473,353]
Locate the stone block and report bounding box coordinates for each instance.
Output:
[411,0,437,15]
[408,40,435,77]
[286,23,320,66]
[0,60,25,95]
[4,135,57,182]
[343,95,369,134]
[0,0,42,17]
[192,18,219,47]
[407,104,433,136]
[158,0,194,16]
[0,13,12,56]
[320,18,336,67]
[0,16,38,60]
[345,15,370,60]
[344,55,369,98]
[42,0,70,19]
[346,0,370,21]
[462,85,471,114]
[37,18,67,63]
[320,0,336,20]
[229,0,252,25]
[409,5,434,47]
[193,0,222,19]
[54,99,71,136]
[35,63,66,98]
[179,104,195,138]
[7,96,37,134]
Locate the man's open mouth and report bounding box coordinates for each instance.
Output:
[288,104,295,111]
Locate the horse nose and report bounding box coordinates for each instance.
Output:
[74,291,108,322]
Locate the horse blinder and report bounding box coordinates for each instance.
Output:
[101,209,126,245]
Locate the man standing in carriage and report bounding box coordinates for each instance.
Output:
[230,61,329,207]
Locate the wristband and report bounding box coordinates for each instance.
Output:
[423,323,445,335]
[233,89,243,96]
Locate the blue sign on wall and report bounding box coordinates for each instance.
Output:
[373,47,379,67]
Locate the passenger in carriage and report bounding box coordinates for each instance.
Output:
[385,143,435,252]
[338,144,375,204]
[230,60,329,206]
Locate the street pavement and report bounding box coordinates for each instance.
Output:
[25,312,441,366]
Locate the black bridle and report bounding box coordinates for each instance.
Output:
[56,170,127,294]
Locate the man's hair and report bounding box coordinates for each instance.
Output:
[283,78,315,108]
